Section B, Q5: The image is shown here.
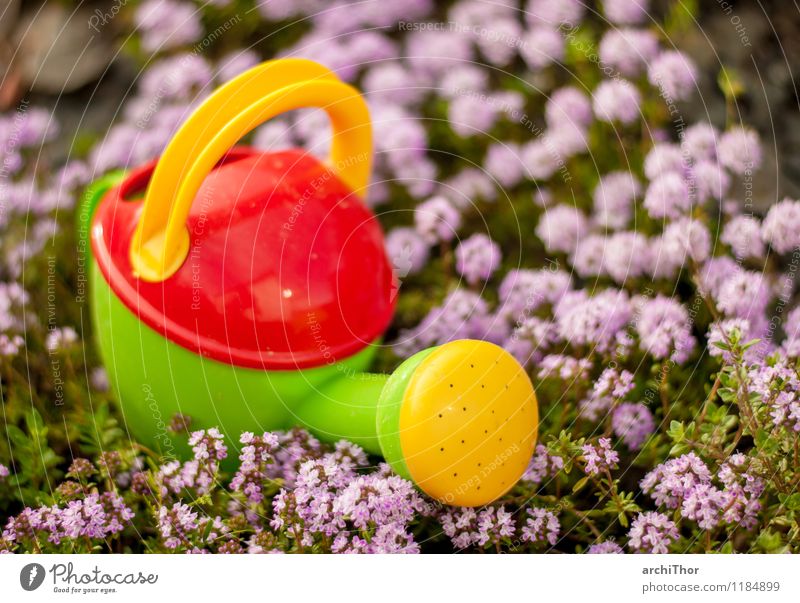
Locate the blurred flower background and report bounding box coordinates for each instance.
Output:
[1,0,800,553]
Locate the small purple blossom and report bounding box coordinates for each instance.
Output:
[643,172,691,219]
[456,234,502,284]
[636,295,695,363]
[682,122,719,161]
[661,218,711,265]
[545,86,593,129]
[385,227,430,278]
[520,26,565,70]
[537,354,592,381]
[484,142,525,188]
[603,231,652,283]
[582,438,619,476]
[648,51,698,101]
[715,270,771,320]
[722,215,765,259]
[644,143,687,180]
[599,28,659,77]
[535,205,588,254]
[588,540,624,553]
[522,444,564,483]
[555,289,632,353]
[525,0,585,26]
[230,432,279,504]
[762,197,800,254]
[612,403,655,450]
[440,506,515,549]
[45,327,78,352]
[718,127,762,175]
[593,79,641,124]
[415,196,462,243]
[627,512,679,553]
[520,508,560,546]
[681,483,725,530]
[593,171,641,229]
[521,139,559,180]
[602,0,650,25]
[135,0,203,52]
[641,452,712,508]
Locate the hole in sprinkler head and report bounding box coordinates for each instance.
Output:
[470,364,474,368]
[440,447,444,452]
[438,413,442,418]
[461,439,465,444]
[463,407,467,411]
[449,384,454,388]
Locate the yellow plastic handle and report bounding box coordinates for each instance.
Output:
[129,58,373,282]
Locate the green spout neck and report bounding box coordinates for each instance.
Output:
[292,348,435,482]
[291,369,389,456]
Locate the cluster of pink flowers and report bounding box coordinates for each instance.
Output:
[439,505,559,550]
[581,438,620,476]
[269,446,427,553]
[627,512,680,554]
[3,492,134,547]
[641,452,764,530]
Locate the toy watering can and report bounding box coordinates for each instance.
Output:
[85,58,538,506]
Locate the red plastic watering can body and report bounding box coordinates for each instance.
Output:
[91,146,397,370]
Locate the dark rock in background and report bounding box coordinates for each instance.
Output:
[682,0,800,207]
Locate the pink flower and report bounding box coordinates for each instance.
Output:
[762,197,800,254]
[636,295,695,362]
[628,512,678,553]
[599,28,659,77]
[456,234,502,284]
[582,437,619,476]
[521,139,559,180]
[135,0,203,52]
[593,79,642,124]
[602,0,650,25]
[385,228,430,277]
[484,142,525,187]
[648,50,698,101]
[521,508,560,546]
[588,540,624,553]
[545,86,593,129]
[415,196,462,243]
[520,27,565,69]
[722,215,765,259]
[662,218,711,264]
[643,172,691,219]
[644,143,687,180]
[682,122,719,161]
[718,127,762,175]
[535,205,588,254]
[612,403,655,450]
[525,0,585,26]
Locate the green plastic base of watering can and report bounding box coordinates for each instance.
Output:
[90,262,391,461]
